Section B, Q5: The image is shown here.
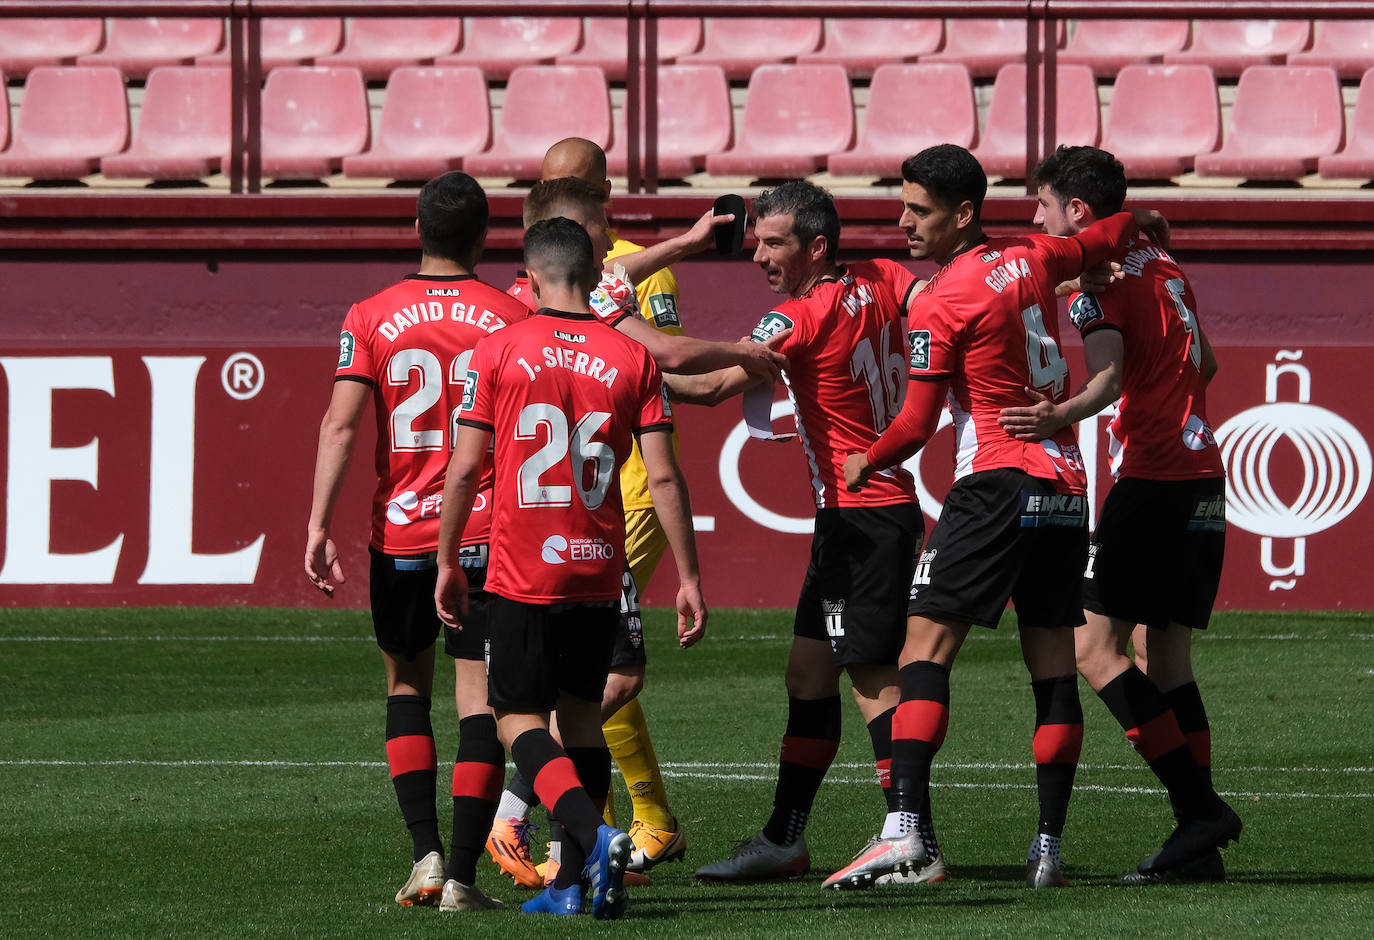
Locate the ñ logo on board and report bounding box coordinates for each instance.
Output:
[1215,350,1372,591]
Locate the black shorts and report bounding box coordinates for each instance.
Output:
[486,595,619,714]
[908,469,1088,630]
[794,503,924,667]
[1083,476,1226,630]
[369,547,442,660]
[609,566,647,670]
[442,544,491,662]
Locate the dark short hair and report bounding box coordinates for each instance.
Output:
[524,217,596,290]
[416,172,488,261]
[752,179,840,263]
[901,145,987,219]
[1032,145,1127,218]
[523,176,608,228]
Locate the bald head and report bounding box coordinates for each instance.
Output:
[541,137,611,195]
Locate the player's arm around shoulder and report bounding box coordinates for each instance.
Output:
[639,427,707,648]
[305,377,372,596]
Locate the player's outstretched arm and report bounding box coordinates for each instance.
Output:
[845,377,950,492]
[611,208,734,285]
[616,314,787,379]
[999,329,1124,441]
[434,424,490,628]
[305,379,371,596]
[640,428,707,648]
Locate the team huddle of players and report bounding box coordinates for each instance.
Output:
[304,138,1240,918]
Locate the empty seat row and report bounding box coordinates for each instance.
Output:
[5,16,1374,82]
[1,62,1371,184]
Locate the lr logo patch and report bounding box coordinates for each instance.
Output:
[337,331,355,368]
[648,293,681,328]
[461,369,478,410]
[908,330,931,371]
[751,311,794,344]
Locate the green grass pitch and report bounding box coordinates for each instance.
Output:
[1,607,1371,938]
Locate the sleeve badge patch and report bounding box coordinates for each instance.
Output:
[908,329,931,370]
[648,293,681,328]
[461,369,478,411]
[1069,294,1105,331]
[337,330,355,368]
[751,311,794,344]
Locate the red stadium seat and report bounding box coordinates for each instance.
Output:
[705,64,853,179]
[1101,64,1219,180]
[463,66,610,180]
[678,18,823,80]
[316,18,462,81]
[971,64,1099,178]
[921,18,1065,78]
[1320,69,1374,179]
[102,67,229,180]
[0,67,128,180]
[557,17,702,80]
[1288,20,1374,80]
[230,67,369,180]
[1195,66,1343,180]
[77,17,223,80]
[437,17,582,82]
[606,65,732,179]
[0,18,104,78]
[0,72,8,151]
[827,64,976,178]
[797,19,944,77]
[342,67,490,180]
[1164,19,1312,78]
[1058,19,1191,76]
[196,18,344,71]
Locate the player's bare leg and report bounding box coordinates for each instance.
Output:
[598,666,643,827]
[697,637,838,881]
[439,657,505,911]
[1019,627,1083,888]
[383,645,447,906]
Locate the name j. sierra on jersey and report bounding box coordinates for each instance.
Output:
[335,274,530,555]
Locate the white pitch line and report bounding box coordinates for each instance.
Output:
[0,636,372,642]
[1,758,1369,800]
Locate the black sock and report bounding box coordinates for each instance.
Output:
[448,714,504,885]
[890,661,950,816]
[762,695,841,846]
[1166,682,1213,790]
[867,706,898,812]
[1030,676,1083,838]
[385,694,442,861]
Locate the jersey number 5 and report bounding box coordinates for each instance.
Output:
[515,403,616,511]
[1165,278,1203,371]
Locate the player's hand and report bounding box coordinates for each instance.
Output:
[738,327,791,382]
[1130,208,1169,249]
[434,563,471,629]
[1058,260,1122,296]
[998,387,1065,441]
[844,452,873,492]
[305,528,345,597]
[682,207,735,254]
[675,579,708,648]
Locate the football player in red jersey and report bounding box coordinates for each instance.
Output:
[665,180,935,887]
[838,144,1166,890]
[305,172,530,911]
[997,145,1240,883]
[434,218,705,918]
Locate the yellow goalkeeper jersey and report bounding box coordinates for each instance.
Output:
[605,231,684,512]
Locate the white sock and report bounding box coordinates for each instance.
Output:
[880,811,920,839]
[496,789,532,821]
[1027,832,1062,865]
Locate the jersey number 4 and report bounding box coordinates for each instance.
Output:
[1021,303,1068,399]
[515,403,616,511]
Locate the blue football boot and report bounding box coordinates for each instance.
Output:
[583,824,633,920]
[520,883,583,915]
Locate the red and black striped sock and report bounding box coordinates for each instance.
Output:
[1030,675,1084,838]
[1166,681,1213,790]
[510,729,603,884]
[447,714,504,885]
[867,706,898,812]
[762,695,841,846]
[890,661,950,817]
[555,746,612,889]
[1098,667,1219,819]
[385,694,442,861]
